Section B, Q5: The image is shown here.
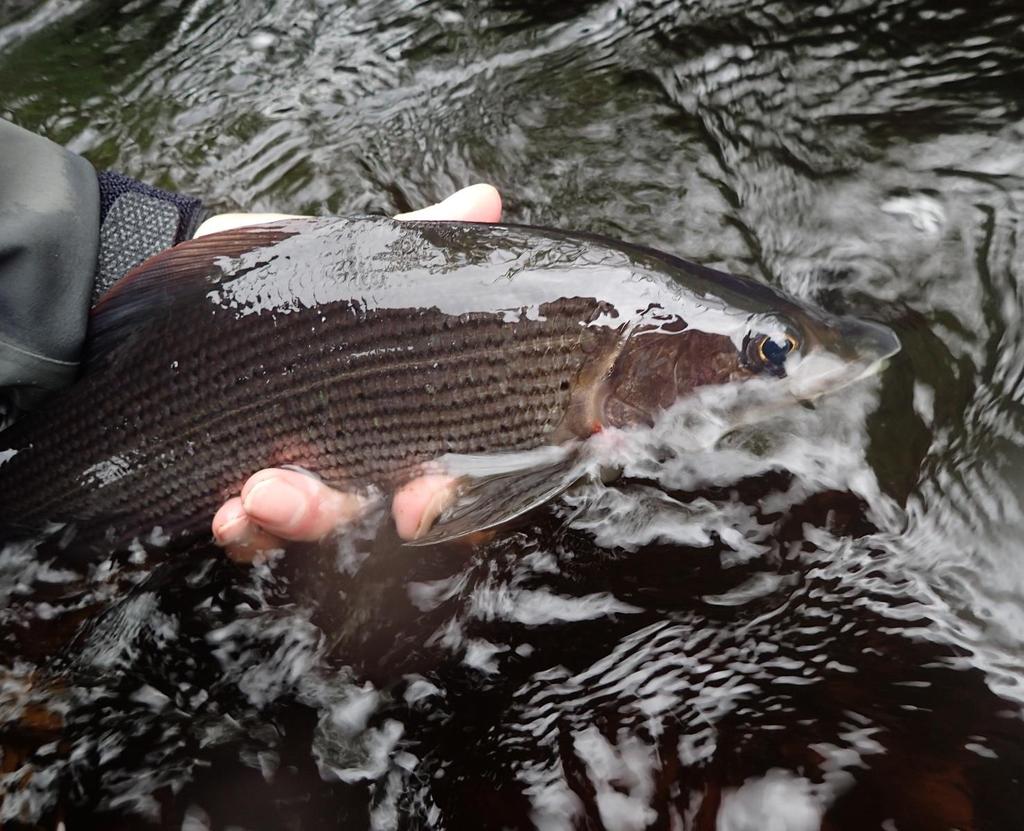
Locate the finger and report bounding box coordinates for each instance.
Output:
[239,469,367,541]
[212,497,285,563]
[392,474,460,540]
[394,184,502,223]
[193,212,302,238]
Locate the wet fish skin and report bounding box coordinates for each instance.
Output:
[0,218,897,551]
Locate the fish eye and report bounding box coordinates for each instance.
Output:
[744,328,800,375]
[757,332,799,367]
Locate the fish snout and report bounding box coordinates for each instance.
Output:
[834,316,901,368]
[787,316,900,400]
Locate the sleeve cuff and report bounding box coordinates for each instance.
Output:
[93,171,205,300]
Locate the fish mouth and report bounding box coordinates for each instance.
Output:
[787,317,901,400]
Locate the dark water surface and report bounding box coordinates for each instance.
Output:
[3,0,1024,828]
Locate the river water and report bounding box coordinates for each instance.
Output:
[2,0,1024,828]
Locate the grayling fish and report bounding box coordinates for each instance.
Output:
[0,218,898,552]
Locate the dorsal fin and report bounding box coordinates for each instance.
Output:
[84,223,299,371]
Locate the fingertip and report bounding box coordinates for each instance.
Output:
[392,475,459,540]
[240,469,367,541]
[242,475,314,536]
[214,497,284,563]
[395,183,503,224]
[212,497,249,545]
[193,212,302,238]
[456,183,502,223]
[239,468,288,502]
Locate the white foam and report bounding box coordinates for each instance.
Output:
[563,378,900,553]
[717,770,823,831]
[403,677,442,705]
[469,585,641,625]
[881,194,946,236]
[316,719,405,784]
[248,31,277,50]
[520,764,583,831]
[564,484,769,557]
[327,682,379,735]
[572,727,657,831]
[463,639,508,674]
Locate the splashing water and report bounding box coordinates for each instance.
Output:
[3,0,1024,827]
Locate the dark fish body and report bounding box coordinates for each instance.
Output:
[0,218,898,550]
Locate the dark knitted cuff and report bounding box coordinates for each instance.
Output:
[93,171,205,301]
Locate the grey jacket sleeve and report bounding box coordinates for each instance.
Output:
[0,120,205,419]
[0,119,100,406]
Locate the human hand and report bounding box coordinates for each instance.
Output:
[210,184,502,562]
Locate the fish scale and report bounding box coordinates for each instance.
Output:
[0,290,604,546]
[0,216,896,554]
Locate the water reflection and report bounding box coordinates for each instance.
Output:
[2,0,1024,828]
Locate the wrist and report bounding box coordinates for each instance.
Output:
[93,171,205,300]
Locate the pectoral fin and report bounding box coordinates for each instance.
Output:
[406,444,590,546]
